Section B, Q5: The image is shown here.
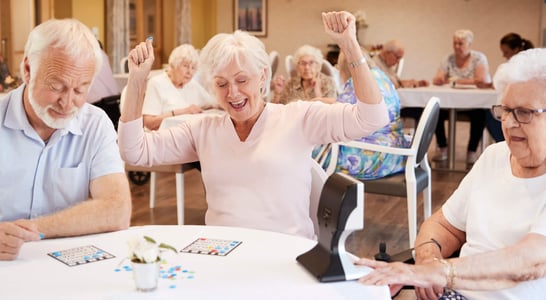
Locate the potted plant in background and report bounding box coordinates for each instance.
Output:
[127,236,177,292]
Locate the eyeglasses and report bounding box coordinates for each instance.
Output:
[491,105,546,124]
[297,60,317,67]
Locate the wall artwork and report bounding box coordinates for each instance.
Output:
[234,0,267,37]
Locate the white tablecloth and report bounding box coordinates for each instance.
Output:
[397,85,499,109]
[397,85,499,170]
[0,225,390,299]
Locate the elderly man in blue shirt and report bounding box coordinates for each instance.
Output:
[0,19,132,260]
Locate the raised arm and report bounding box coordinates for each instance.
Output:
[120,38,155,123]
[321,11,381,105]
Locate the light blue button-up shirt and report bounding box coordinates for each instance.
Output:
[0,85,125,221]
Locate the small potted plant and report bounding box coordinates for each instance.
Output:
[127,236,177,292]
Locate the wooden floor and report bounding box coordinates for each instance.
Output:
[128,121,482,300]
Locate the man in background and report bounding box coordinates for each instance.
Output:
[372,39,429,88]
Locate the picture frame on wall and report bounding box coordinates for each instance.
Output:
[234,0,267,37]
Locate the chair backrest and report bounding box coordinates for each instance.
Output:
[395,57,404,78]
[269,51,279,79]
[120,56,129,73]
[285,55,297,78]
[310,159,328,237]
[320,59,342,93]
[411,97,440,165]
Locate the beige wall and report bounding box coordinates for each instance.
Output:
[218,0,542,80]
[10,0,34,76]
[191,0,216,48]
[9,0,544,81]
[72,0,105,45]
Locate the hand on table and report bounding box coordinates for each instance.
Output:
[0,221,42,260]
[355,257,445,299]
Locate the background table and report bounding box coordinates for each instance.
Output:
[397,85,499,170]
[0,225,390,299]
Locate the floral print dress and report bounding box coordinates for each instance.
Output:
[313,68,410,180]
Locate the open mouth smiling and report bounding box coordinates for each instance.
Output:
[229,98,247,110]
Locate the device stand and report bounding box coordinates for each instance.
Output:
[297,173,371,282]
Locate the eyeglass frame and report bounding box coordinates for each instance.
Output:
[297,60,318,68]
[491,105,546,124]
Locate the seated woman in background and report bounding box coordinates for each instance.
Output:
[486,32,535,143]
[142,44,216,130]
[432,29,492,164]
[313,51,410,180]
[357,48,546,300]
[271,44,338,104]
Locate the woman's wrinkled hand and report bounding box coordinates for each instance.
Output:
[128,38,155,82]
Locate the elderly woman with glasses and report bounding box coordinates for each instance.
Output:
[272,44,338,104]
[355,48,546,300]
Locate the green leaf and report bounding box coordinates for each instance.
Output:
[143,236,157,244]
[158,243,178,254]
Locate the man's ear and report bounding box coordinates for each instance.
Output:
[23,57,31,84]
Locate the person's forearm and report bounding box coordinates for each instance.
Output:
[340,40,381,105]
[32,174,131,238]
[120,77,147,122]
[443,234,546,290]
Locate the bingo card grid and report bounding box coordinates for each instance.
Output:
[48,245,116,267]
[180,238,242,256]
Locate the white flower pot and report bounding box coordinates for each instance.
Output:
[132,261,159,292]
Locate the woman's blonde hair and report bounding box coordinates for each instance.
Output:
[198,30,271,98]
[454,29,474,43]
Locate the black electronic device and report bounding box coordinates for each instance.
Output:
[296,172,370,282]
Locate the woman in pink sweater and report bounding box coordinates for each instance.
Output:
[118,11,388,239]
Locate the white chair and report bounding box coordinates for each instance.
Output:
[285,54,297,78]
[269,51,279,79]
[310,159,328,237]
[395,57,404,78]
[119,56,129,73]
[125,163,197,225]
[320,97,440,247]
[321,59,342,94]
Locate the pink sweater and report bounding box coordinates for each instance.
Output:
[118,100,388,239]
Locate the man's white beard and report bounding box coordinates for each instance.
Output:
[28,80,79,129]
